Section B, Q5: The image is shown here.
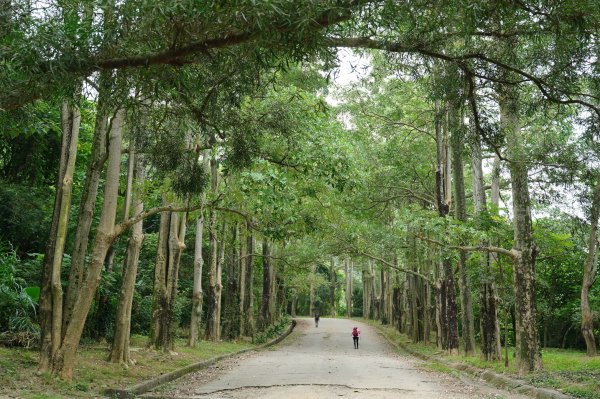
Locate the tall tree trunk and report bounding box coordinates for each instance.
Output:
[110,152,145,364]
[242,226,255,336]
[63,80,110,333]
[581,176,600,356]
[450,105,476,356]
[51,109,124,379]
[222,224,240,339]
[39,101,81,372]
[205,154,221,341]
[500,81,541,373]
[151,195,170,345]
[310,264,316,316]
[258,239,271,330]
[472,133,502,361]
[330,257,336,317]
[238,225,247,334]
[345,258,352,317]
[189,211,205,347]
[435,100,459,355]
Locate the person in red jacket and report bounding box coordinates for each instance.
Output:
[352,326,361,349]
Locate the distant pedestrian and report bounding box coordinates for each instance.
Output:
[315,313,320,327]
[352,326,360,349]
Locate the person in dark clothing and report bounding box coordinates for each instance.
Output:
[314,313,320,327]
[352,326,361,349]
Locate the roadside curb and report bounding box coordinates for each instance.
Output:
[374,327,572,399]
[104,319,297,399]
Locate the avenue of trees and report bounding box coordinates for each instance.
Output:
[1,0,599,380]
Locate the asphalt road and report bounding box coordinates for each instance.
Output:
[149,318,529,399]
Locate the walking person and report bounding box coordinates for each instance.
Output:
[314,313,320,327]
[352,326,360,349]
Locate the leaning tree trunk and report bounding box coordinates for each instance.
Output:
[581,175,600,356]
[50,109,124,380]
[500,80,542,373]
[62,95,109,336]
[450,105,476,356]
[39,101,81,372]
[110,152,145,364]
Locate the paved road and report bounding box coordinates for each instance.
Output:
[149,318,528,399]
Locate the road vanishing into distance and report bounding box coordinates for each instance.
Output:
[145,318,529,399]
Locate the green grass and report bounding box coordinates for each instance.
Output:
[0,336,255,398]
[361,319,600,399]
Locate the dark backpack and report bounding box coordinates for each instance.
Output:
[352,327,359,337]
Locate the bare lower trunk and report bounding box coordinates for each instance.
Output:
[472,134,502,361]
[189,212,205,347]
[435,100,459,355]
[581,176,600,356]
[242,226,255,336]
[258,240,272,330]
[151,195,170,345]
[345,258,352,317]
[238,226,247,335]
[330,257,336,318]
[310,264,316,316]
[110,153,145,364]
[450,110,475,355]
[63,84,109,332]
[205,154,221,341]
[39,101,81,372]
[500,82,541,373]
[50,109,123,380]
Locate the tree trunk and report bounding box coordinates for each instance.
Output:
[581,176,600,356]
[189,212,205,347]
[435,100,459,355]
[450,106,476,356]
[500,81,542,373]
[39,101,81,372]
[310,263,316,316]
[205,153,221,341]
[222,224,239,339]
[242,226,255,336]
[472,133,502,361]
[110,153,145,364]
[151,195,170,345]
[345,258,352,317]
[330,257,336,318]
[50,109,123,380]
[258,239,271,330]
[62,81,109,334]
[238,225,247,334]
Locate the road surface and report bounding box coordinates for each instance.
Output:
[147,318,528,399]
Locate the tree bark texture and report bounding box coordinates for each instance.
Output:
[63,82,109,332]
[450,107,476,356]
[39,101,81,372]
[242,226,255,336]
[110,152,145,364]
[50,109,123,379]
[471,133,502,361]
[581,176,600,356]
[500,82,542,373]
[258,240,272,330]
[189,212,205,347]
[205,155,221,341]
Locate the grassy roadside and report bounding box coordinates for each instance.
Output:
[361,319,600,399]
[0,335,255,399]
